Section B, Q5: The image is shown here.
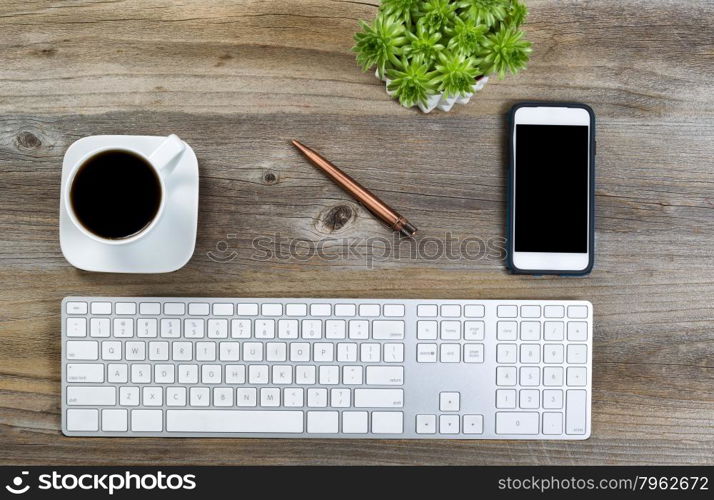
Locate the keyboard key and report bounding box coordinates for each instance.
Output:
[496,344,517,363]
[567,322,588,341]
[496,412,539,434]
[519,366,540,386]
[372,412,403,434]
[372,320,404,340]
[520,344,540,364]
[278,320,299,339]
[417,304,437,317]
[544,305,565,318]
[464,321,484,340]
[137,319,158,338]
[66,341,98,360]
[66,301,88,315]
[440,305,460,317]
[325,320,346,339]
[237,303,258,316]
[354,389,403,408]
[116,302,136,315]
[286,303,307,316]
[262,303,283,316]
[67,364,104,383]
[359,304,380,317]
[334,304,356,316]
[496,389,516,409]
[543,389,563,409]
[161,319,181,338]
[520,305,540,318]
[496,366,516,386]
[102,409,128,432]
[139,303,161,315]
[417,321,438,340]
[311,304,331,317]
[497,305,517,318]
[342,411,368,433]
[567,344,588,364]
[416,414,436,434]
[67,317,87,337]
[236,388,257,407]
[520,321,540,340]
[567,367,587,387]
[349,320,368,339]
[497,321,517,340]
[519,389,539,409]
[383,304,405,317]
[416,344,437,363]
[383,343,404,363]
[463,343,484,363]
[91,302,112,315]
[543,412,563,435]
[132,410,163,432]
[439,343,460,363]
[67,386,115,406]
[463,415,484,434]
[307,388,327,407]
[566,390,587,434]
[568,305,589,319]
[302,320,322,339]
[440,321,460,340]
[164,303,185,315]
[439,414,459,434]
[113,318,133,338]
[464,305,485,317]
[307,411,338,433]
[66,409,98,431]
[543,367,564,386]
[366,366,403,385]
[90,318,110,337]
[544,344,564,364]
[439,392,460,411]
[360,343,380,363]
[213,303,234,316]
[543,322,564,340]
[188,303,209,316]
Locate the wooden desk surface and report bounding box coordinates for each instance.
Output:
[1,0,712,465]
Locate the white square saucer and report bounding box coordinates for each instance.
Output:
[59,135,199,273]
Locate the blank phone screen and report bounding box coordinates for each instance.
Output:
[514,124,589,253]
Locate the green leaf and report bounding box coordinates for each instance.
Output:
[403,21,445,65]
[477,26,532,78]
[379,0,422,26]
[504,0,528,28]
[386,57,437,107]
[352,13,407,79]
[446,16,488,57]
[457,0,510,28]
[430,50,480,97]
[416,0,458,34]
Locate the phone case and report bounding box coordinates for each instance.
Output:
[505,101,596,276]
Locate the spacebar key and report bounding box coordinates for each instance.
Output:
[166,410,304,433]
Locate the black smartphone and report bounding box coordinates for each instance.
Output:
[506,102,596,275]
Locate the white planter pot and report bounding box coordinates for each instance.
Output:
[376,71,490,113]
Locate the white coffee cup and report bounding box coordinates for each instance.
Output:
[63,134,185,245]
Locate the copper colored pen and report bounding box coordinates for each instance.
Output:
[291,140,417,237]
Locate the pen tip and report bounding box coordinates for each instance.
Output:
[291,139,302,148]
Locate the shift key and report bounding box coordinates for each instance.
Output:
[67,386,116,406]
[354,389,403,407]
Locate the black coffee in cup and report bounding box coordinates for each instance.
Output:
[70,150,162,239]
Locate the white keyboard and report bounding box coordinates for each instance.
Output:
[61,297,592,439]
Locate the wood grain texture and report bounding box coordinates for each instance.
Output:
[1,0,713,465]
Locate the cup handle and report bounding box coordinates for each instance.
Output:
[149,134,185,174]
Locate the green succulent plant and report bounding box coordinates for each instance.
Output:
[458,0,510,27]
[431,51,480,96]
[418,0,458,33]
[379,0,422,26]
[353,1,532,108]
[478,26,532,78]
[446,16,488,56]
[403,22,445,65]
[353,14,407,79]
[504,0,528,28]
[386,58,437,108]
